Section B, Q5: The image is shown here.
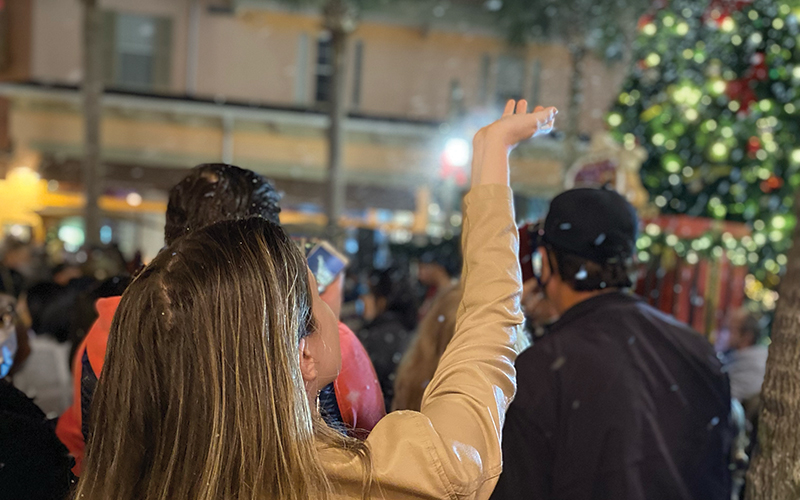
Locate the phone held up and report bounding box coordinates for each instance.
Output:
[297,238,350,293]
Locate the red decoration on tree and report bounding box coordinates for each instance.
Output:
[747,136,761,157]
[638,12,655,30]
[760,175,784,193]
[705,0,753,24]
[725,53,767,112]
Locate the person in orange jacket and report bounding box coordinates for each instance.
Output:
[56,164,384,474]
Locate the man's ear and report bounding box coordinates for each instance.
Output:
[539,247,553,282]
[298,337,317,385]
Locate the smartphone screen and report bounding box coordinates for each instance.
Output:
[305,241,349,293]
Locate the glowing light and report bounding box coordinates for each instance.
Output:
[646,223,661,236]
[643,23,657,36]
[652,133,666,146]
[720,17,736,32]
[126,192,143,207]
[655,196,667,207]
[663,16,675,27]
[711,142,728,160]
[729,101,741,112]
[676,22,689,35]
[58,225,85,253]
[646,53,661,67]
[608,113,623,127]
[443,138,470,167]
[772,215,787,229]
[773,18,785,30]
[732,35,742,46]
[100,225,112,244]
[711,80,727,95]
[665,158,681,173]
[791,149,800,163]
[673,84,703,106]
[8,166,40,183]
[786,103,796,114]
[685,109,699,121]
[666,235,679,246]
[759,100,773,112]
[705,119,718,131]
[686,252,699,265]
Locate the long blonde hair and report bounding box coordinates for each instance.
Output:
[392,284,462,412]
[74,217,369,500]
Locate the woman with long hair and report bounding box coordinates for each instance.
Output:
[73,100,557,500]
[391,280,461,412]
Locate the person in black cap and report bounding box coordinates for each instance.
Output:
[491,187,733,500]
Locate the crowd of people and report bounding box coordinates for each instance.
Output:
[0,100,771,500]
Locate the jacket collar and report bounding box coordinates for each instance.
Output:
[550,290,639,333]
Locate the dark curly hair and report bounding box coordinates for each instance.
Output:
[164,164,282,245]
[546,244,635,292]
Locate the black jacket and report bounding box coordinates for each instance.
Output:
[357,311,414,412]
[0,380,75,500]
[492,292,732,500]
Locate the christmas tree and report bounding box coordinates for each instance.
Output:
[609,0,800,294]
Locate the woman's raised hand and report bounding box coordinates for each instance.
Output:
[470,99,558,188]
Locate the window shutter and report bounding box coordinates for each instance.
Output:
[351,40,364,109]
[0,4,10,72]
[152,17,172,91]
[101,11,117,85]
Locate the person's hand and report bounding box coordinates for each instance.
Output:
[471,100,558,188]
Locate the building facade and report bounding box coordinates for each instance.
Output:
[0,0,624,259]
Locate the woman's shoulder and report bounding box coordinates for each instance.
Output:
[322,409,495,499]
[322,411,451,499]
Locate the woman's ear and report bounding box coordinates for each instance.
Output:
[298,337,318,386]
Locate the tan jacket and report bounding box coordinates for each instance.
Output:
[391,282,463,412]
[321,184,523,499]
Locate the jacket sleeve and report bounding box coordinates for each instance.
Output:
[56,339,88,475]
[331,184,523,499]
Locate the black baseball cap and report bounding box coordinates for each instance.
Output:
[542,188,638,263]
